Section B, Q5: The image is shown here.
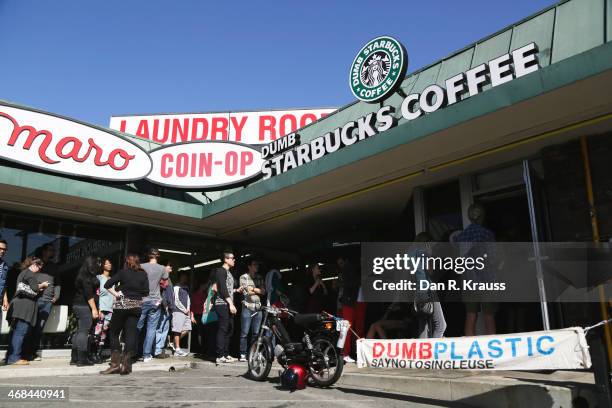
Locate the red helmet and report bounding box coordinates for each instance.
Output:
[280,364,308,390]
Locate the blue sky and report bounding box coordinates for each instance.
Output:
[0,0,556,127]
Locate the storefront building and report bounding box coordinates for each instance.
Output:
[0,0,611,357]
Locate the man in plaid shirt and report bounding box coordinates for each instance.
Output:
[454,203,497,336]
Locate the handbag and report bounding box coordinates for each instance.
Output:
[16,281,38,299]
[201,283,218,325]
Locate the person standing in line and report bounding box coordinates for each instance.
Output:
[0,240,10,325]
[25,243,61,362]
[101,254,149,375]
[154,262,174,359]
[137,248,168,362]
[93,258,114,362]
[238,258,265,362]
[213,250,237,364]
[413,232,447,339]
[336,255,361,364]
[190,280,207,357]
[172,272,195,357]
[5,257,48,365]
[71,256,99,366]
[453,203,497,336]
[306,263,327,313]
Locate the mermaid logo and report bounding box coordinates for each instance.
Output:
[350,36,407,103]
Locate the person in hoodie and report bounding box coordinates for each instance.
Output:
[171,271,195,357]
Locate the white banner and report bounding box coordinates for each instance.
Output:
[109,108,336,145]
[357,327,591,370]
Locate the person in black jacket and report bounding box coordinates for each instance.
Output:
[100,254,149,375]
[213,249,237,364]
[71,256,99,367]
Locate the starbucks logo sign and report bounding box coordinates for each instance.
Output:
[350,36,408,103]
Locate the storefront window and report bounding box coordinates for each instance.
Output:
[0,211,125,348]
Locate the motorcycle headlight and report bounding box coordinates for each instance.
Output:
[324,322,334,330]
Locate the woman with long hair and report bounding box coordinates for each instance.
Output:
[71,256,99,366]
[93,258,114,362]
[6,257,48,365]
[100,254,149,375]
[306,263,327,313]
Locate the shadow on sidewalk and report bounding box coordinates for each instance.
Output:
[335,386,471,408]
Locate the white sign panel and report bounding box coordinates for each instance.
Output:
[146,141,264,189]
[109,108,336,145]
[357,327,591,370]
[0,104,152,182]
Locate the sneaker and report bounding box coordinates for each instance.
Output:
[13,359,30,366]
[175,349,188,357]
[224,355,236,363]
[343,356,356,363]
[239,354,247,362]
[143,356,153,363]
[216,357,228,364]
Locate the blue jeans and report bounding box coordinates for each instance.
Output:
[137,301,161,358]
[7,319,31,364]
[240,307,262,356]
[154,309,171,356]
[24,299,52,359]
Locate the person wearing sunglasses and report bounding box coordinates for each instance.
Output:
[5,257,48,365]
[213,250,237,364]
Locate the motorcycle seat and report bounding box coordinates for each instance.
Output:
[294,313,322,327]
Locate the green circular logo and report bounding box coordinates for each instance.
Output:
[349,36,408,103]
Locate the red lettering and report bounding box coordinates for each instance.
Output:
[419,342,432,359]
[199,153,212,177]
[299,113,317,128]
[259,115,276,141]
[4,113,59,164]
[402,342,416,359]
[211,117,229,140]
[136,120,150,140]
[240,151,253,175]
[119,120,126,132]
[55,137,83,160]
[225,151,238,176]
[1,112,135,171]
[388,342,400,358]
[160,154,173,178]
[230,116,247,142]
[373,342,384,359]
[279,114,297,137]
[163,119,170,143]
[172,119,189,143]
[191,118,208,141]
[176,153,188,177]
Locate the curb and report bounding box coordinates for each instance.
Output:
[0,361,194,379]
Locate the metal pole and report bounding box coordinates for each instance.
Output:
[579,135,612,366]
[522,160,551,330]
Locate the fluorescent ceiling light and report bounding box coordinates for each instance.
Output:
[159,248,192,255]
[177,259,221,271]
[280,268,292,272]
[322,276,338,281]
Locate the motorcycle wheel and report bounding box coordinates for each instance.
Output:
[308,337,344,387]
[247,339,272,381]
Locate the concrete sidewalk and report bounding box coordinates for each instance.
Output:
[0,357,600,407]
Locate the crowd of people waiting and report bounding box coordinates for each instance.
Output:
[0,205,499,372]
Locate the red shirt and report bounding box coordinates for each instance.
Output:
[191,287,205,314]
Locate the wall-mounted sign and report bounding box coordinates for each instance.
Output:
[0,104,152,182]
[350,36,408,103]
[263,42,540,180]
[146,141,263,189]
[109,108,335,146]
